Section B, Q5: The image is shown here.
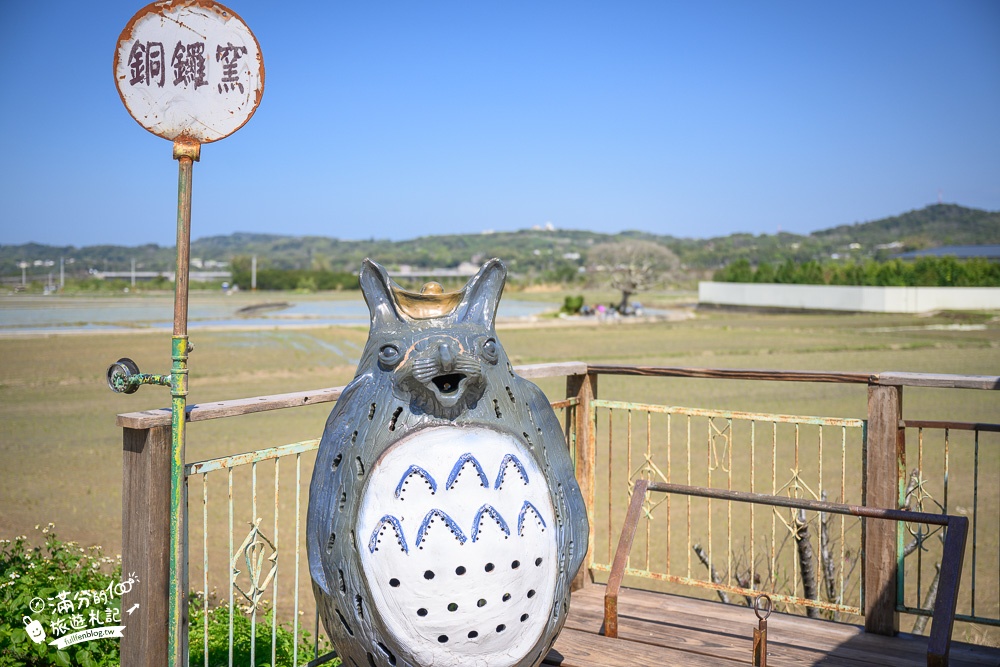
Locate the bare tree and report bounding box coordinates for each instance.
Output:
[588,240,679,312]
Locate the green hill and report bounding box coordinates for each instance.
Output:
[811,204,1000,249]
[3,204,998,282]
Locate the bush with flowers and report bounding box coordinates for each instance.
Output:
[1,526,334,667]
[0,524,120,666]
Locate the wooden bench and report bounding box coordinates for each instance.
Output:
[544,480,981,667]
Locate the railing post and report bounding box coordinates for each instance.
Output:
[864,383,904,635]
[567,370,597,590]
[121,425,172,667]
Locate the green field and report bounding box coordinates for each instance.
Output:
[1,300,998,645]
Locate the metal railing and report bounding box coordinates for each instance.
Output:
[185,439,324,667]
[587,399,867,617]
[579,365,999,639]
[116,362,999,666]
[899,420,1000,630]
[604,481,969,667]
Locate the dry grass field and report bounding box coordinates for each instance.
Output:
[1,298,998,646]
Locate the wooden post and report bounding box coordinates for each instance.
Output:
[121,425,172,667]
[567,371,597,590]
[864,384,903,635]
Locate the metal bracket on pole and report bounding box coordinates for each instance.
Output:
[107,357,170,394]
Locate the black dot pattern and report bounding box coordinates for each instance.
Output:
[385,555,552,651]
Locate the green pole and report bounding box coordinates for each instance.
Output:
[169,139,199,667]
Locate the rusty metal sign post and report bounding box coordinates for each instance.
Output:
[107,2,263,665]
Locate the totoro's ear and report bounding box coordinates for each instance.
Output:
[457,258,507,328]
[359,259,403,327]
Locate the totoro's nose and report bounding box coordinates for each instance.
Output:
[438,343,455,372]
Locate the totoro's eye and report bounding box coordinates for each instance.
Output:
[378,344,402,367]
[481,338,499,364]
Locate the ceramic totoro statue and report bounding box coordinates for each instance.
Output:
[307,258,588,667]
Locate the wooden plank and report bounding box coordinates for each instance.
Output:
[945,642,1000,666]
[544,627,744,667]
[566,595,920,667]
[588,364,875,384]
[571,586,870,646]
[864,384,903,635]
[928,515,969,666]
[116,362,589,428]
[516,361,588,380]
[569,585,875,648]
[568,586,920,664]
[120,426,171,667]
[877,372,1000,390]
[567,371,597,591]
[565,585,1000,667]
[116,385,346,428]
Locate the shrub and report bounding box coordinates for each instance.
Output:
[0,525,121,667]
[561,295,584,314]
[713,256,1000,287]
[188,593,334,667]
[1,528,336,667]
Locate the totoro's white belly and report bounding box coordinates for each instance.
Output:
[357,426,557,667]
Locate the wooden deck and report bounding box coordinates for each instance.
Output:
[545,585,1000,667]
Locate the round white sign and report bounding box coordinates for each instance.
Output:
[113,0,264,143]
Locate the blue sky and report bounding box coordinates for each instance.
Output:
[1,1,997,247]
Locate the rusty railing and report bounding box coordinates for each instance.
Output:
[604,480,969,667]
[578,365,998,637]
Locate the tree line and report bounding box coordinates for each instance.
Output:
[230,256,358,291]
[713,256,1000,287]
